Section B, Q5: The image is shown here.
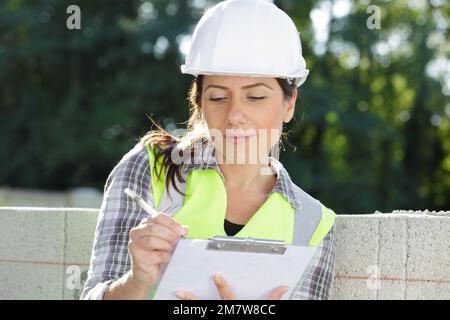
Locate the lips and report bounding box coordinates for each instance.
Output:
[226,135,253,138]
[224,134,256,144]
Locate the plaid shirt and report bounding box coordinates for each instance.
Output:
[81,141,336,300]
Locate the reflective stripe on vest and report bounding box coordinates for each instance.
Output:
[147,145,335,247]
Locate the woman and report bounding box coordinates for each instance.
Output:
[81,0,336,300]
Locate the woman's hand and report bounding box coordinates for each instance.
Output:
[175,274,289,300]
[127,214,189,291]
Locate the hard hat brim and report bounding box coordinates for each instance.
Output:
[180,65,309,88]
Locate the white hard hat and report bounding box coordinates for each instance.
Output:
[181,0,309,87]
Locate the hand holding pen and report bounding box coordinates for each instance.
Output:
[124,187,189,291]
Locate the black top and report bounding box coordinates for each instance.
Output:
[224,219,245,236]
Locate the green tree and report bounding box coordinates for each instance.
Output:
[1,0,448,213]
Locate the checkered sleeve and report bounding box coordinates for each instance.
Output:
[290,224,336,300]
[80,142,153,300]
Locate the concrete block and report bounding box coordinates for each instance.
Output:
[0,207,65,262]
[377,280,406,299]
[334,215,379,278]
[62,209,98,300]
[405,215,450,298]
[406,216,450,280]
[62,264,90,300]
[333,215,380,299]
[378,215,408,298]
[406,282,450,300]
[64,209,98,264]
[0,262,64,299]
[333,277,377,300]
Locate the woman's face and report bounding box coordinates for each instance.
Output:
[201,75,297,164]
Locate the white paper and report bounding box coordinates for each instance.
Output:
[153,238,317,300]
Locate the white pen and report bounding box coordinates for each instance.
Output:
[124,187,160,218]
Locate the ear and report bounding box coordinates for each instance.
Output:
[283,89,297,123]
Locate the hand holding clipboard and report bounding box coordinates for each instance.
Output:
[153,236,317,300]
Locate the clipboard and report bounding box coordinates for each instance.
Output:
[152,236,317,300]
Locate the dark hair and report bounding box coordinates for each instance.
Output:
[140,75,297,196]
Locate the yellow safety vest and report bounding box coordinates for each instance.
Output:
[146,145,335,246]
[145,145,335,299]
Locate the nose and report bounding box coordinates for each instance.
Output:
[226,98,247,126]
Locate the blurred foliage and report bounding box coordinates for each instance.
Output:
[0,0,449,213]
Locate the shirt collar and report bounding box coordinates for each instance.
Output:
[179,139,303,211]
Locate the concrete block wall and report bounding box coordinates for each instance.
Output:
[0,207,98,300]
[0,207,448,300]
[334,211,450,299]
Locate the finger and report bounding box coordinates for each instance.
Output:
[144,223,181,244]
[213,274,235,300]
[131,220,186,244]
[175,291,199,300]
[130,235,173,252]
[268,285,289,300]
[152,214,189,237]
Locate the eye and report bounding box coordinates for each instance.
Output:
[208,97,227,102]
[248,96,266,101]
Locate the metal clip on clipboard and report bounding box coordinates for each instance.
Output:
[206,236,287,255]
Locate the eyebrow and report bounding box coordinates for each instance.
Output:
[204,83,273,92]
